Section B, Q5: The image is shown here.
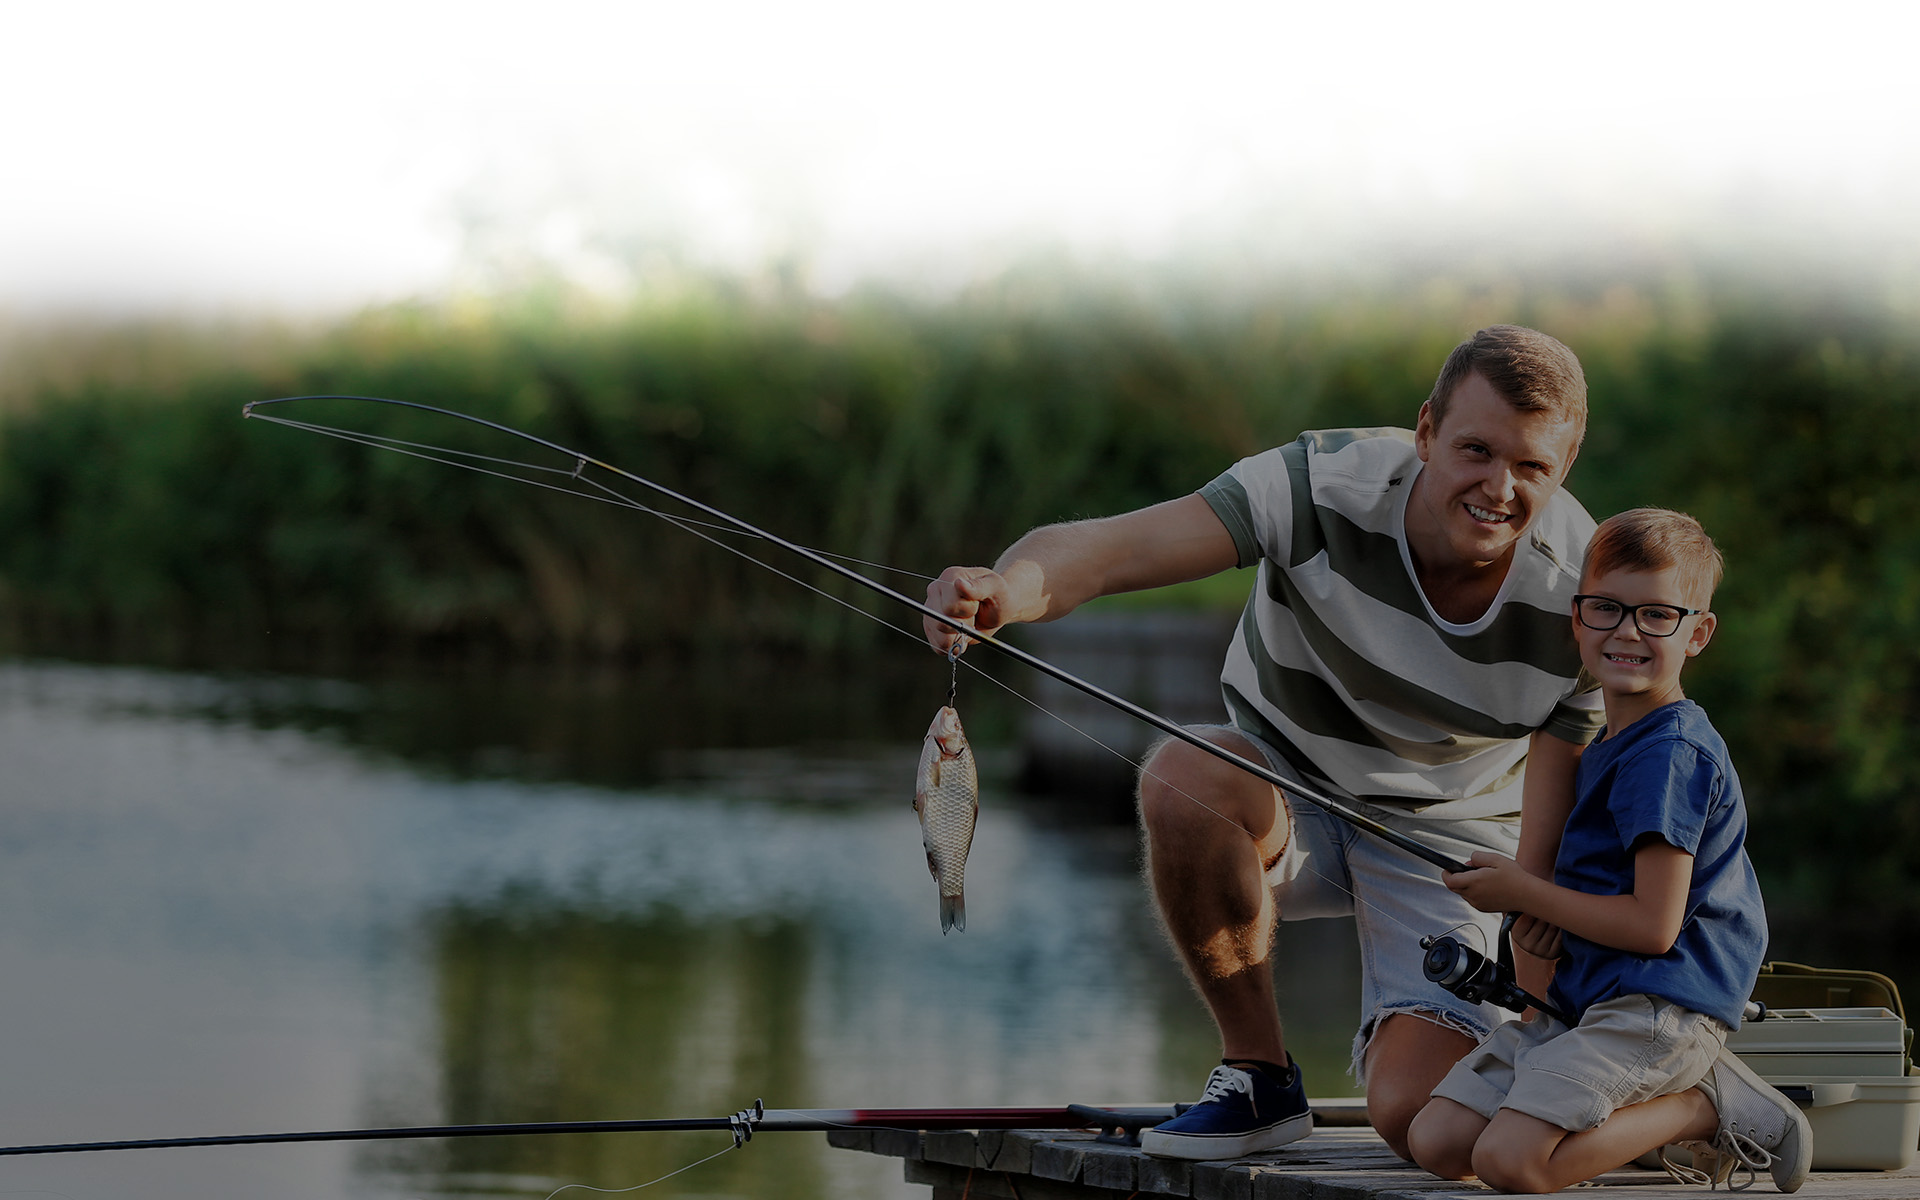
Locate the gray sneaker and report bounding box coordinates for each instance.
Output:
[1696,1049,1813,1192]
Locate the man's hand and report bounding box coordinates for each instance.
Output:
[923,566,1007,655]
[1441,851,1541,915]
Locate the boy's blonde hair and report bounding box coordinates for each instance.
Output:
[1583,508,1724,609]
[1427,325,1588,442]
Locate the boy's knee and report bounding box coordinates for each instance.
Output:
[1470,1146,1551,1195]
[1405,1104,1472,1179]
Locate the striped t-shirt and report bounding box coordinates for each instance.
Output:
[1199,427,1606,821]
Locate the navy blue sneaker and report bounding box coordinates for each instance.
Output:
[1138,1060,1313,1159]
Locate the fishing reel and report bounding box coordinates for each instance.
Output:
[1420,913,1572,1025]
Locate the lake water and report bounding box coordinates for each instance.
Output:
[2,655,1908,1200]
[0,655,1371,1200]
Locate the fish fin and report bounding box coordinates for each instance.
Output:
[928,760,942,788]
[940,891,965,934]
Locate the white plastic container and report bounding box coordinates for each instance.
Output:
[1764,1076,1920,1171]
[1727,1006,1911,1078]
[1726,1007,1918,1171]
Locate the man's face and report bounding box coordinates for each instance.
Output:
[1411,372,1581,571]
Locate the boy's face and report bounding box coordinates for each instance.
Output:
[1573,564,1716,710]
[1412,372,1582,571]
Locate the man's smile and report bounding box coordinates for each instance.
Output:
[1465,503,1512,524]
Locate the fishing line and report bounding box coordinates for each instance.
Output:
[246,394,1482,940]
[245,407,933,584]
[540,1141,739,1200]
[247,395,1470,877]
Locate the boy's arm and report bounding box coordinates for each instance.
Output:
[1444,839,1693,957]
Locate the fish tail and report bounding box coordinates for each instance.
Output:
[940,891,966,934]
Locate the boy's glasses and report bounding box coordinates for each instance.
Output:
[1573,595,1705,638]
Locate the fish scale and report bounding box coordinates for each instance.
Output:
[914,705,979,934]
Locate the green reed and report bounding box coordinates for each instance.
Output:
[1,265,1916,907]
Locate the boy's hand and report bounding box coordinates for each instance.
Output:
[1441,851,1537,914]
[1509,913,1565,960]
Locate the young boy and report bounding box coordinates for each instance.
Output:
[1404,508,1812,1193]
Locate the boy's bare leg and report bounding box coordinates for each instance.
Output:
[1472,1089,1719,1194]
[1406,1096,1491,1180]
[1136,732,1293,1068]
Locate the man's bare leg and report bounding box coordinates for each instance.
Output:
[1364,1014,1480,1159]
[1136,731,1293,1067]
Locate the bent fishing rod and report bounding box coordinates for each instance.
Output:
[243,394,1470,877]
[243,396,1569,1026]
[0,1101,1182,1158]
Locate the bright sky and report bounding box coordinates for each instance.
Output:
[4,0,1916,314]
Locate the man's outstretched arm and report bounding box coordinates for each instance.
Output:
[923,493,1240,654]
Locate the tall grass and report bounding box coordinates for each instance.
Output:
[1,265,1916,907]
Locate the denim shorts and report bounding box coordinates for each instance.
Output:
[1206,726,1524,1080]
[1431,993,1729,1132]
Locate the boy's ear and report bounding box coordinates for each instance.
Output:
[1684,611,1717,658]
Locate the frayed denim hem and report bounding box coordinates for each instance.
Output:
[1351,1002,1494,1086]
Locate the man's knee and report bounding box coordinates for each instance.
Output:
[1136,731,1281,842]
[1364,1013,1482,1159]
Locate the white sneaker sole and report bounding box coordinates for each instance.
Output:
[1138,1111,1313,1160]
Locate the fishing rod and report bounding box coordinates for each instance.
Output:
[244,396,1571,1024]
[242,395,1470,877]
[0,1102,1180,1158]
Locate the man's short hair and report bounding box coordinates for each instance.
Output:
[1582,508,1725,609]
[1427,325,1588,441]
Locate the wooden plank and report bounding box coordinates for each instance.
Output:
[852,1123,1920,1198]
[1136,1152,1195,1197]
[979,1129,1034,1174]
[824,1127,874,1153]
[1030,1137,1089,1182]
[1190,1161,1254,1200]
[1078,1142,1140,1191]
[922,1129,981,1168]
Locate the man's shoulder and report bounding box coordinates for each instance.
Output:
[1292,426,1417,471]
[1277,427,1419,502]
[1524,486,1598,578]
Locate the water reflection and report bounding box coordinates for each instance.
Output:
[3,658,1901,1200]
[0,658,1365,1200]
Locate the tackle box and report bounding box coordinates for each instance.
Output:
[1722,962,1920,1171]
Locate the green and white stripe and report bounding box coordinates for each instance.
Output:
[1200,428,1604,820]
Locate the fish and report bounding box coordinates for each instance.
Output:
[914,705,979,934]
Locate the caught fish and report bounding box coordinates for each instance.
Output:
[914,705,979,934]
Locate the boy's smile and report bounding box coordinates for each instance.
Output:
[1574,564,1717,733]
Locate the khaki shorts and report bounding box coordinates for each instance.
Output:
[1431,994,1729,1133]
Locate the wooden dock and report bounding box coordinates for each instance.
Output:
[829,1106,1920,1199]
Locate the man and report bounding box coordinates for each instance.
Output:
[923,326,1604,1160]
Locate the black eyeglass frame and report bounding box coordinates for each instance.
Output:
[1571,595,1707,638]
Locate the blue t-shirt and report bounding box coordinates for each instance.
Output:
[1546,700,1766,1028]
